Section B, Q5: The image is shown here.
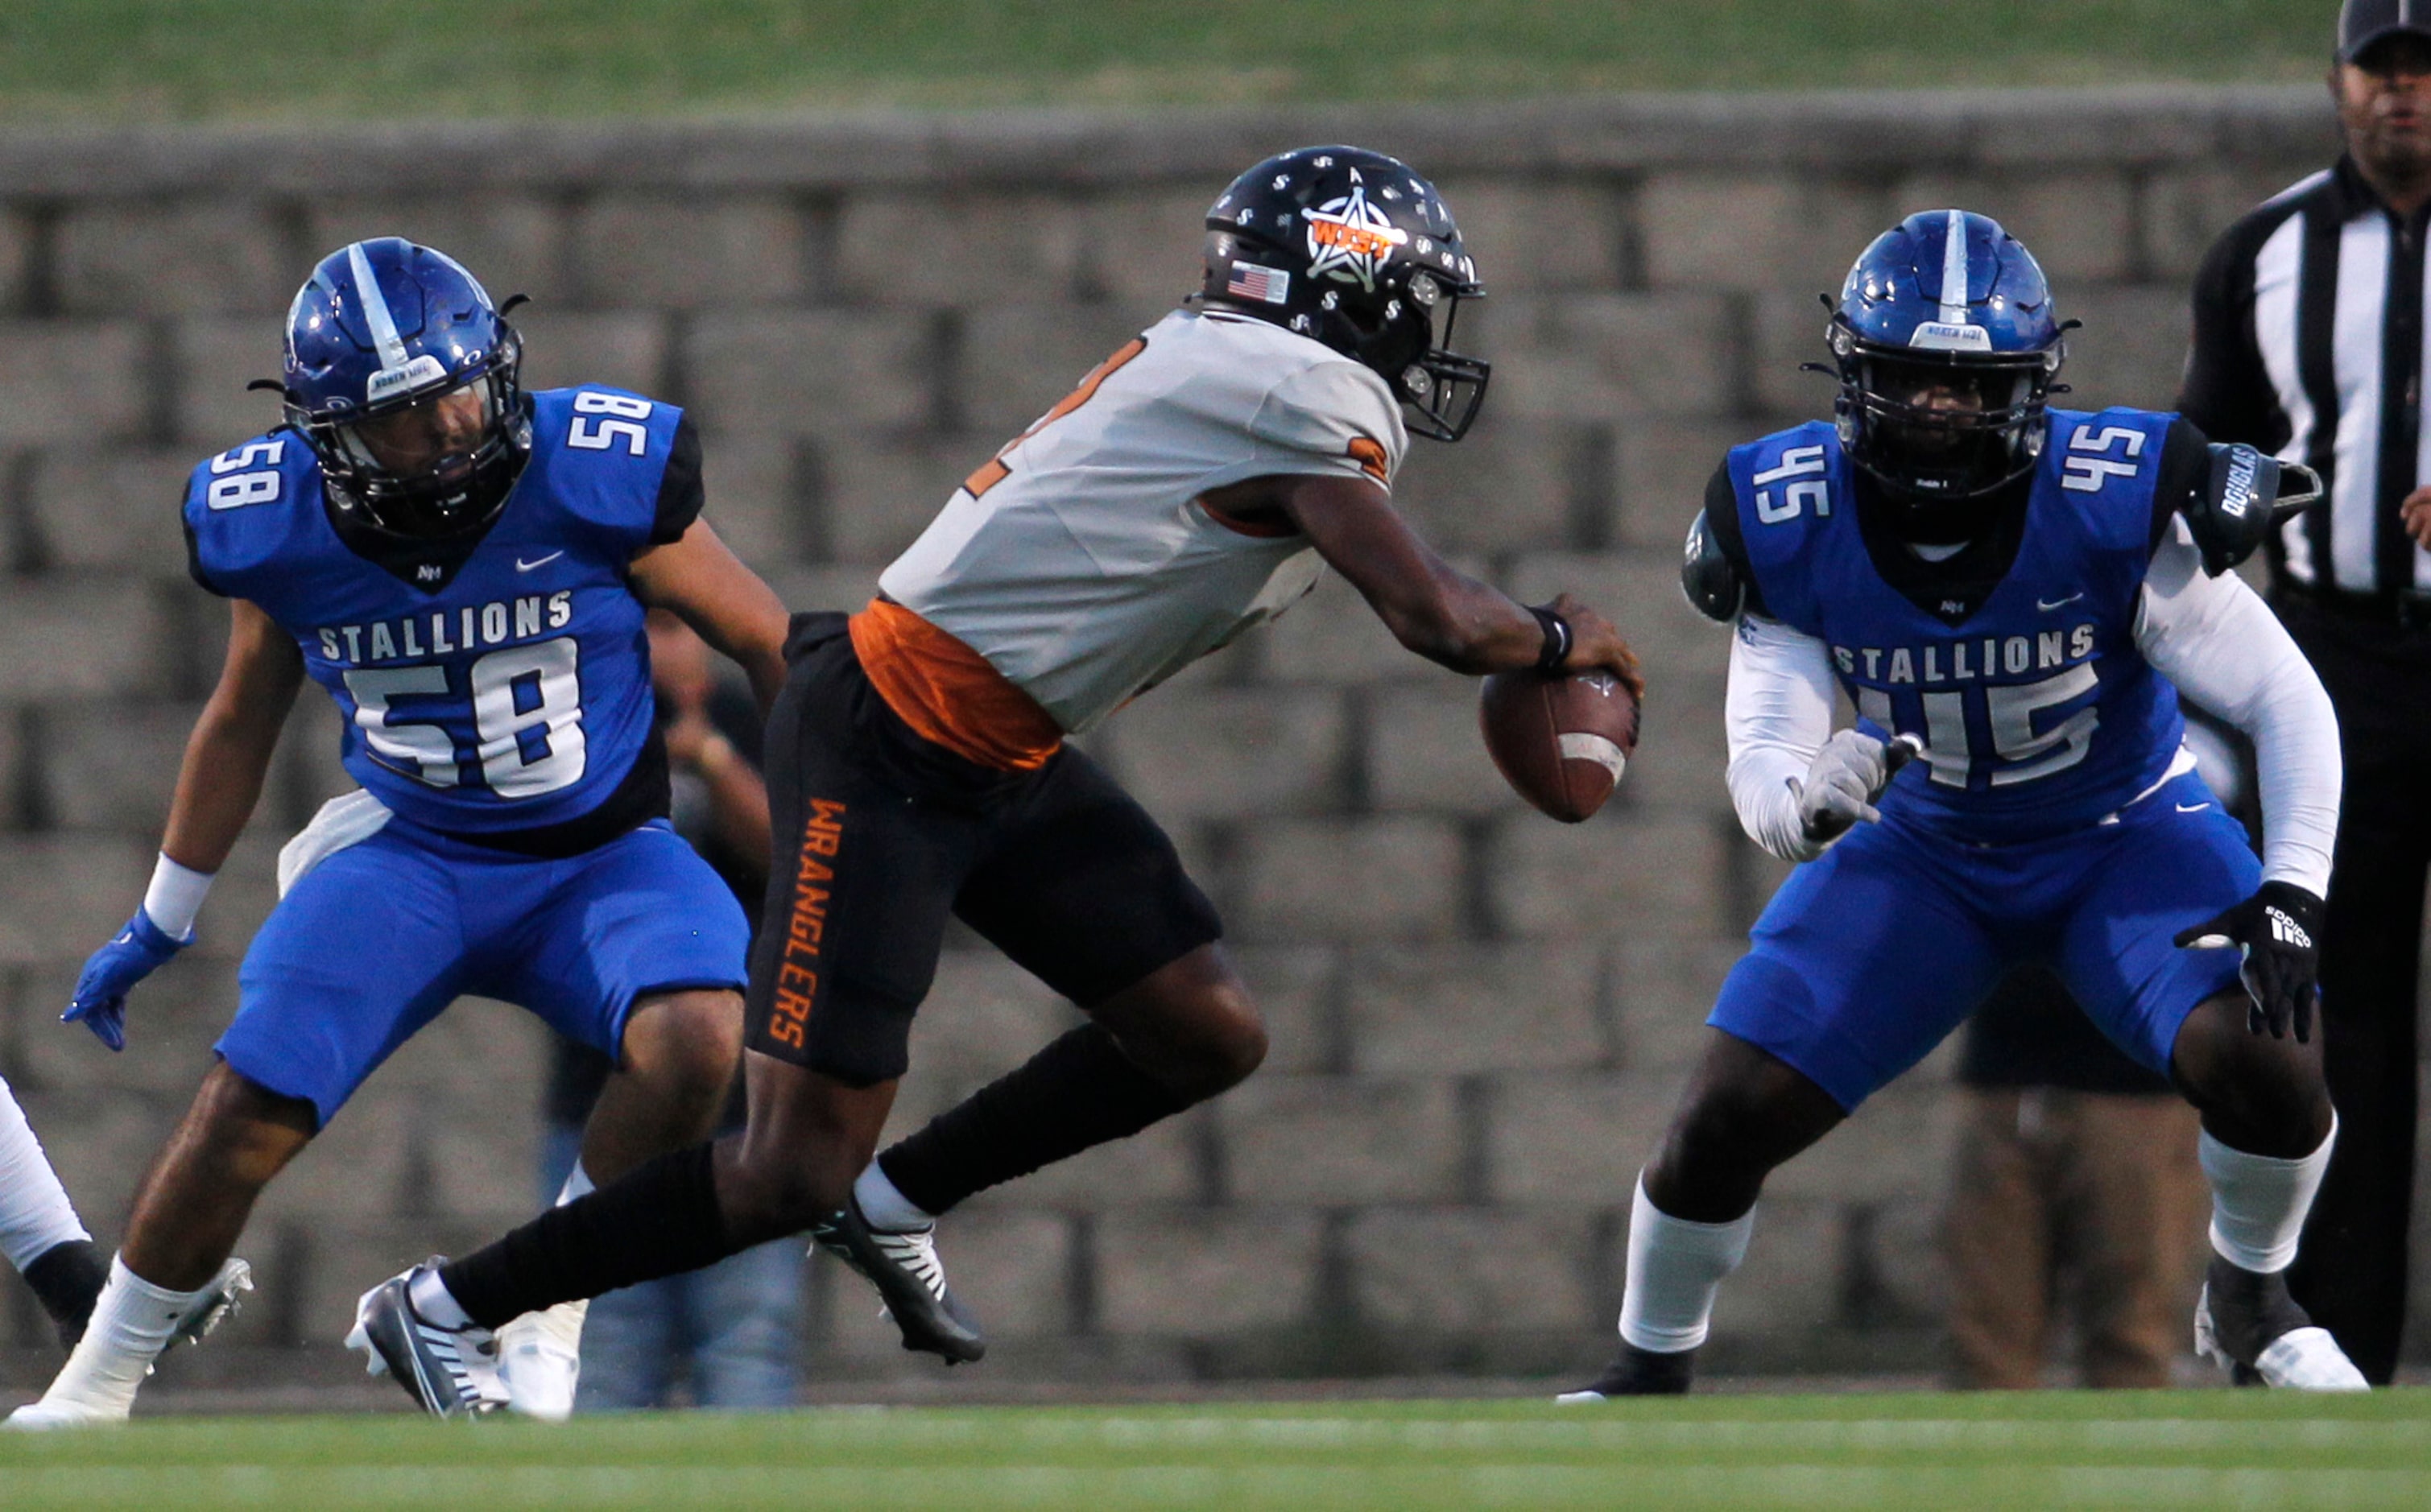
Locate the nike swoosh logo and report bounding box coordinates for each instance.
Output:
[2037,593,2084,610]
[515,552,564,572]
[2177,802,2211,812]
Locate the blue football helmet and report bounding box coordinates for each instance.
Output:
[1198,146,1490,442]
[279,238,531,539]
[1826,209,2065,518]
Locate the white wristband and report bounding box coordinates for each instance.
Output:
[142,853,214,942]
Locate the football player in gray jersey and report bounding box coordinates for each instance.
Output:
[354,147,1644,1411]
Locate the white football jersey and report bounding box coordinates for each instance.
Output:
[879,307,1409,733]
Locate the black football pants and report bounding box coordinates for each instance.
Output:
[2280,601,2431,1385]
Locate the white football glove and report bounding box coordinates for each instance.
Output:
[1792,730,1922,845]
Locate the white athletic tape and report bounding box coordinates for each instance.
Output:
[1557,732,1627,783]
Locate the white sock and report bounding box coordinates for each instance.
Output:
[854,1160,933,1232]
[0,1076,89,1274]
[409,1267,473,1329]
[2202,1115,2336,1274]
[1617,1175,1755,1354]
[36,1255,209,1415]
[556,1161,594,1206]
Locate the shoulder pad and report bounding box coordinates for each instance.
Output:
[1680,507,1745,622]
[2183,442,2309,576]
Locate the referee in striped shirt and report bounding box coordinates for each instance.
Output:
[2177,0,2431,1385]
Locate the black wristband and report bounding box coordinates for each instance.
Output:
[1529,605,1572,672]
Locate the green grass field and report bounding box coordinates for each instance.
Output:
[0,1,2345,124]
[2,1391,2426,1509]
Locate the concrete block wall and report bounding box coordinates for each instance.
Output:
[0,88,2369,1390]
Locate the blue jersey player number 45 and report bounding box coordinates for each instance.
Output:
[1727,400,2191,833]
[1569,209,2360,1403]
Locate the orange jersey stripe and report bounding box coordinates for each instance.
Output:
[1348,436,1390,484]
[848,598,1065,772]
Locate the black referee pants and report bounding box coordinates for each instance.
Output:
[2278,598,2431,1385]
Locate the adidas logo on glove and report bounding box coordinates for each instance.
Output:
[2265,907,2313,949]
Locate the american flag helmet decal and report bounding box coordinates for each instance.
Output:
[1226,262,1292,306]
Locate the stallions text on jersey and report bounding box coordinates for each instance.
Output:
[184,386,697,837]
[1727,407,2185,845]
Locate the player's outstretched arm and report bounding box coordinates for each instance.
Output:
[1246,472,1642,692]
[160,601,308,874]
[1722,613,1919,862]
[66,600,304,1050]
[629,518,791,714]
[2139,523,2341,1040]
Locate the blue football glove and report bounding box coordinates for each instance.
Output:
[64,910,188,1051]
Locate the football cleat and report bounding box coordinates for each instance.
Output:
[497,1299,587,1421]
[808,1197,985,1364]
[2194,1254,2367,1391]
[1555,1341,1697,1402]
[4,1395,124,1431]
[347,1261,508,1418]
[2,1257,254,1431]
[167,1257,254,1349]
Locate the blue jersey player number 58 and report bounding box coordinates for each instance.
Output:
[347,636,585,799]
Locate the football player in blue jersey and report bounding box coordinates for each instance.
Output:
[1558,211,2364,1398]
[5,238,786,1427]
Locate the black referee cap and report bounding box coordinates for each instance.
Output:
[2342,0,2431,62]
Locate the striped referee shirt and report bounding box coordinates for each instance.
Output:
[2180,155,2431,599]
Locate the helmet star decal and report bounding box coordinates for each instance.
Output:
[1304,184,1409,292]
[1198,145,1492,440]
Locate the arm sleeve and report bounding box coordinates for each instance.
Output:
[2175,229,2287,452]
[1701,459,1770,618]
[648,412,706,547]
[1725,613,1840,864]
[1247,360,1408,489]
[2135,518,2340,894]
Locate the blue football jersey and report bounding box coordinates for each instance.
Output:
[184,386,693,838]
[1727,408,2185,845]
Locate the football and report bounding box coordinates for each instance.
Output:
[1478,667,1640,823]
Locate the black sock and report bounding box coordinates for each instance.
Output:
[879,1023,1194,1216]
[21,1238,106,1349]
[440,1143,734,1330]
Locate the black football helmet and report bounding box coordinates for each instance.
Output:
[1197,146,1489,442]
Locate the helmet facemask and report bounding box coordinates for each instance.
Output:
[293,323,530,541]
[1376,273,1490,443]
[1830,318,2061,530]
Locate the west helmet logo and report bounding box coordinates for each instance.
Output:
[1304,184,1408,291]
